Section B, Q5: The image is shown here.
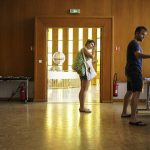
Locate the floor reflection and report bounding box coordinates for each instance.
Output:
[47,85,100,103]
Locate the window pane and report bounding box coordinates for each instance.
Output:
[48,66,52,71]
[48,41,52,53]
[68,54,73,65]
[68,41,73,52]
[58,28,63,40]
[79,41,83,50]
[68,66,73,71]
[97,28,101,38]
[79,28,83,40]
[88,28,92,39]
[68,28,73,40]
[48,53,52,66]
[97,28,101,52]
[48,28,52,40]
[97,65,100,72]
[97,52,100,65]
[97,39,100,52]
[58,41,63,52]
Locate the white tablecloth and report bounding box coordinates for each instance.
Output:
[48,71,79,79]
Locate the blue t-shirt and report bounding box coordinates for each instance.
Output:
[125,40,142,74]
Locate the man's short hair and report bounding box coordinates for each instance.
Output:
[135,26,148,34]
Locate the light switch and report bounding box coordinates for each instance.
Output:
[38,60,42,63]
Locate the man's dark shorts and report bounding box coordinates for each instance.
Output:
[126,71,143,92]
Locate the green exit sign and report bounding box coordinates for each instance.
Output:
[69,9,80,14]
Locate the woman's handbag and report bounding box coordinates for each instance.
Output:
[72,50,86,76]
[82,52,97,80]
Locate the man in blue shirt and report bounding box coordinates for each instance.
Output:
[121,26,150,126]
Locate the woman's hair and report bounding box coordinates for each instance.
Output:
[85,39,95,46]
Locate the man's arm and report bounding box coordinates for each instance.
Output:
[134,51,150,59]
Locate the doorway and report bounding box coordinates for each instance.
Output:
[47,27,101,102]
[34,17,113,102]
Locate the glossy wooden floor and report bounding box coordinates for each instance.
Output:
[0,101,150,150]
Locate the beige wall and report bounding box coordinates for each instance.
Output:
[0,0,150,80]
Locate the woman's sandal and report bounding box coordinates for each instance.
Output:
[121,114,131,118]
[79,108,92,113]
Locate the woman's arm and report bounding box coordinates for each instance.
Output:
[83,46,96,59]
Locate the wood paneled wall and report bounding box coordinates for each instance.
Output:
[112,0,150,81]
[1,0,150,80]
